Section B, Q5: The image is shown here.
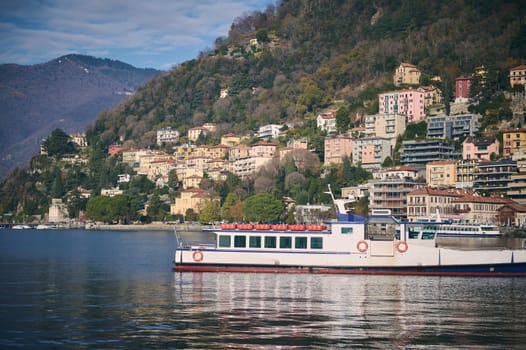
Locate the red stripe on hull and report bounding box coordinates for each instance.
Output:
[173,265,526,277]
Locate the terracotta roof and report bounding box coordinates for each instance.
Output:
[498,202,526,212]
[453,194,513,204]
[408,187,469,197]
[511,65,526,71]
[427,160,457,166]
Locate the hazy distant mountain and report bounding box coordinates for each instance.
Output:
[0,54,160,179]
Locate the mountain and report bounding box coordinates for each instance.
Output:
[0,54,160,179]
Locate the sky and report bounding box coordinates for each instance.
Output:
[0,0,275,71]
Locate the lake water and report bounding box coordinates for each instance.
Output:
[1,229,526,349]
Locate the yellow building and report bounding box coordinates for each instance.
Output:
[170,188,218,216]
[221,133,241,146]
[406,187,467,221]
[426,160,457,188]
[503,129,526,159]
[393,62,421,86]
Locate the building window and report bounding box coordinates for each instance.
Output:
[249,236,261,248]
[260,236,277,249]
[219,235,231,247]
[234,235,246,248]
[295,237,308,249]
[280,236,292,249]
[311,237,323,249]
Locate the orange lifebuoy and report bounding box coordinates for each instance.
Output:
[357,240,368,253]
[192,250,204,262]
[397,241,408,253]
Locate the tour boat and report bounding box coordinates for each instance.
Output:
[173,187,526,276]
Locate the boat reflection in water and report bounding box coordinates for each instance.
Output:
[172,271,526,348]
[174,186,526,276]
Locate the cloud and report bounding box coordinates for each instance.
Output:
[0,0,273,69]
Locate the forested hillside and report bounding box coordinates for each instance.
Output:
[90,0,526,149]
[1,0,525,223]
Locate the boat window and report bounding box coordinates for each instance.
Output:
[249,236,261,248]
[311,237,323,249]
[342,227,353,234]
[218,235,231,247]
[421,232,436,240]
[280,236,292,249]
[264,236,276,248]
[234,235,246,248]
[295,237,307,249]
[408,227,420,239]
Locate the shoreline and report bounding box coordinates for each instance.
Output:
[88,223,204,231]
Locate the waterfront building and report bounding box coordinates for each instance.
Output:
[368,176,425,219]
[406,187,468,221]
[456,159,478,189]
[473,159,517,196]
[507,160,526,205]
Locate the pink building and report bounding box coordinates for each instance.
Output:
[250,142,277,158]
[455,75,472,100]
[324,135,352,166]
[463,136,499,160]
[378,89,425,123]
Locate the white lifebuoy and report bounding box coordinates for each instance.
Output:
[397,241,408,253]
[192,250,204,262]
[357,240,368,253]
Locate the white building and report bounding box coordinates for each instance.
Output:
[258,124,283,140]
[316,111,337,134]
[48,198,68,223]
[157,127,180,145]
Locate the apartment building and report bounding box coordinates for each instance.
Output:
[401,140,460,168]
[324,135,352,166]
[351,137,393,168]
[258,124,283,140]
[364,113,406,139]
[427,114,479,139]
[378,90,425,123]
[503,129,526,159]
[426,160,457,188]
[368,176,425,219]
[507,160,526,205]
[473,159,517,196]
[456,159,478,189]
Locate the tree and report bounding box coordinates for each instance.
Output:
[199,200,221,224]
[336,106,350,133]
[167,170,179,189]
[221,192,239,222]
[242,193,284,222]
[42,128,76,157]
[147,194,169,221]
[256,29,269,43]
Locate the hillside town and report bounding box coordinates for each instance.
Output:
[10,63,526,228]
